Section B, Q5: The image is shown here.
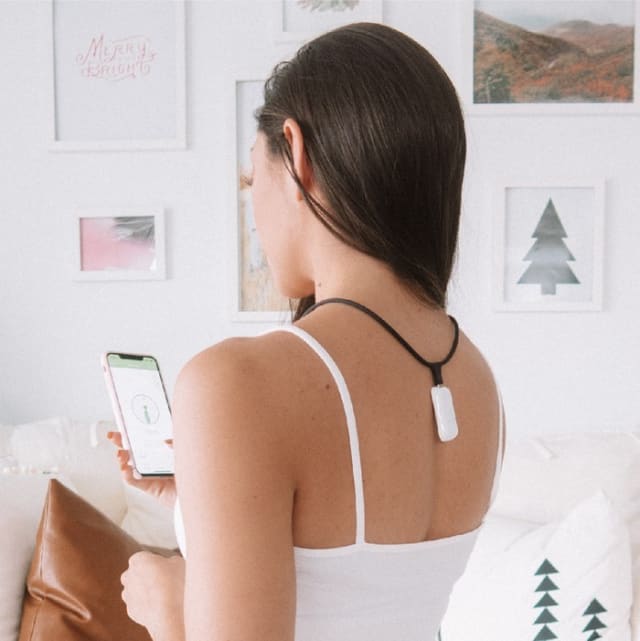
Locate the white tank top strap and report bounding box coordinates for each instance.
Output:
[267,325,367,545]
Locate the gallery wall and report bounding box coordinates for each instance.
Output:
[1,0,639,436]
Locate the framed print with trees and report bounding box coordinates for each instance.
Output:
[463,0,640,115]
[48,0,186,151]
[231,77,291,322]
[493,181,605,311]
[273,0,383,43]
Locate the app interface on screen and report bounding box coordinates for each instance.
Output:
[108,354,174,474]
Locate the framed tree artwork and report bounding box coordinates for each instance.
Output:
[48,0,186,151]
[463,0,640,115]
[231,77,291,322]
[273,0,383,43]
[493,181,605,311]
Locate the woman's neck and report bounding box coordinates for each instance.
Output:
[306,239,446,331]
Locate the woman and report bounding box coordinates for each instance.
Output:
[113,21,505,641]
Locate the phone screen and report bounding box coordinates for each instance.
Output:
[105,353,174,476]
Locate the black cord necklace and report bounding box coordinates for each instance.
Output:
[301,297,459,386]
[300,296,460,442]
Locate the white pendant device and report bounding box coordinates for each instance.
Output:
[297,298,461,444]
[431,384,459,442]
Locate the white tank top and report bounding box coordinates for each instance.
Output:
[174,324,505,641]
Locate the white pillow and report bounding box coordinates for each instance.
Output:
[7,416,176,548]
[440,490,633,641]
[494,430,640,524]
[0,423,12,461]
[120,482,178,549]
[494,430,640,640]
[65,419,127,523]
[7,417,71,473]
[6,417,126,523]
[0,474,76,641]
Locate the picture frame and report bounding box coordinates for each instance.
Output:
[72,207,166,281]
[229,76,291,322]
[48,0,186,151]
[492,180,605,312]
[462,0,640,116]
[273,0,383,44]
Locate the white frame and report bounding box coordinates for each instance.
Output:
[492,180,605,312]
[48,0,186,151]
[72,207,166,281]
[462,0,640,116]
[228,74,292,323]
[273,0,383,44]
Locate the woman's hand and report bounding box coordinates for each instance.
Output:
[107,431,177,509]
[121,551,185,641]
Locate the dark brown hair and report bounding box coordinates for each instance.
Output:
[255,22,466,321]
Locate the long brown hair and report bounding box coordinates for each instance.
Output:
[255,22,466,321]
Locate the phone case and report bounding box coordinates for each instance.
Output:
[101,352,132,450]
[100,351,173,477]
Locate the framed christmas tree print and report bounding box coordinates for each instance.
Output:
[493,181,605,311]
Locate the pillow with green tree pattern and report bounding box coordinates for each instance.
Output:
[439,490,632,641]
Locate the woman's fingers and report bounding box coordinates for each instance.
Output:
[116,448,141,480]
[109,430,172,452]
[107,427,176,507]
[107,431,124,448]
[117,449,133,473]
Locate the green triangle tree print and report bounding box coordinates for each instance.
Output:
[533,625,558,641]
[535,576,559,592]
[536,559,557,574]
[534,593,558,608]
[518,198,580,295]
[583,598,607,639]
[584,598,606,616]
[532,558,558,640]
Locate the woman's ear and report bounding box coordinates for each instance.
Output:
[282,118,313,201]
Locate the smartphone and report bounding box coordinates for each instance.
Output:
[101,352,174,477]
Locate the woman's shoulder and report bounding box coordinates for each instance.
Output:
[171,332,316,475]
[176,330,308,380]
[173,330,323,418]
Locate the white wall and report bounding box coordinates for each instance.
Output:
[1,0,639,435]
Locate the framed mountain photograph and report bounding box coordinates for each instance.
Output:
[492,181,605,311]
[464,0,640,114]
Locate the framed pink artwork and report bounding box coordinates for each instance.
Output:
[72,207,166,281]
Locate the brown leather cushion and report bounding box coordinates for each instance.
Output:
[18,479,177,641]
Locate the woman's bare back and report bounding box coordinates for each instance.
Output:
[251,303,505,550]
